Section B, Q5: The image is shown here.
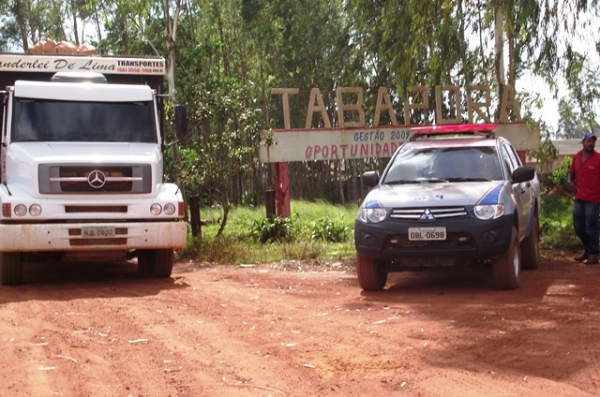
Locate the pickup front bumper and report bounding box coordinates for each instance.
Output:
[355,214,514,262]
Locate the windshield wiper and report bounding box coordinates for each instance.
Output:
[384,179,420,185]
[446,177,491,182]
[415,177,449,183]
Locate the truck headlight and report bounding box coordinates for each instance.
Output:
[150,203,162,215]
[29,204,42,216]
[14,204,27,217]
[164,203,176,215]
[358,208,388,223]
[474,204,504,220]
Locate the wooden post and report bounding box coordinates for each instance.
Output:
[265,188,276,220]
[189,195,201,238]
[274,162,291,218]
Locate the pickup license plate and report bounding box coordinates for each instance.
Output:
[82,226,115,238]
[408,227,446,241]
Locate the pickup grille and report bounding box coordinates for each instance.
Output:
[38,164,152,194]
[390,206,468,220]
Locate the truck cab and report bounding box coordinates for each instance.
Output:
[0,53,188,285]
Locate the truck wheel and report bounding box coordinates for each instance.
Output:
[1,252,23,286]
[138,249,174,278]
[356,253,387,291]
[492,226,521,290]
[521,217,539,270]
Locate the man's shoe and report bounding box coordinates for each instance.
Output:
[584,256,599,265]
[575,252,588,261]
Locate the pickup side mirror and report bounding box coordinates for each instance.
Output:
[512,166,535,183]
[361,171,380,187]
[175,104,187,136]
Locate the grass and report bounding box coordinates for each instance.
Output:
[181,196,580,265]
[182,200,358,265]
[539,196,580,250]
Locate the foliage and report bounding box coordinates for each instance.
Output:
[539,196,579,250]
[180,200,357,263]
[309,217,351,243]
[549,156,573,191]
[249,216,297,243]
[531,127,559,174]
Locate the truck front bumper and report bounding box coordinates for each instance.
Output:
[0,221,187,252]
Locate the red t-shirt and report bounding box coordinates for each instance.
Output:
[570,150,600,202]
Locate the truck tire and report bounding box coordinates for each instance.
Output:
[521,217,540,270]
[492,226,521,290]
[138,249,174,278]
[1,252,23,286]
[356,253,387,291]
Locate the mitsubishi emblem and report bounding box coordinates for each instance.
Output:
[88,170,106,188]
[420,209,435,220]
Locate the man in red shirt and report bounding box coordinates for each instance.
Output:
[568,132,600,264]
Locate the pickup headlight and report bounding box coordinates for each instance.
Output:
[474,204,504,220]
[358,208,388,223]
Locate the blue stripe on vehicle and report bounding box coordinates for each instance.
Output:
[364,200,383,208]
[476,182,504,205]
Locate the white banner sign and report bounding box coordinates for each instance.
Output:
[259,123,539,163]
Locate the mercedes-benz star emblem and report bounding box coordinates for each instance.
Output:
[88,170,106,188]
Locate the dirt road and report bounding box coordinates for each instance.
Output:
[1,250,599,397]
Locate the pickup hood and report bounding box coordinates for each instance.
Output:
[7,142,161,165]
[363,181,507,208]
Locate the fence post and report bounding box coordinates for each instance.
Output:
[265,188,276,220]
[190,195,201,238]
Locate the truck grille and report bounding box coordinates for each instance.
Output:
[389,206,468,220]
[38,164,152,194]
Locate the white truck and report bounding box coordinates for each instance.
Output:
[0,53,188,285]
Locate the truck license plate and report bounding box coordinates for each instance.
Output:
[82,226,115,238]
[408,227,446,241]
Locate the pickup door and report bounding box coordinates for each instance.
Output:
[501,142,533,241]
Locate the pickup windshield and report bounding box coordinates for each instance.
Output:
[383,146,503,183]
[12,98,157,143]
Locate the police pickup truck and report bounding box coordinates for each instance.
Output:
[354,124,540,291]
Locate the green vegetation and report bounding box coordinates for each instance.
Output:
[181,195,579,265]
[181,201,357,264]
[540,195,579,250]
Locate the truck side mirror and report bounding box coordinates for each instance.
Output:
[175,104,187,136]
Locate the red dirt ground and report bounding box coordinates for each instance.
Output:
[1,249,599,397]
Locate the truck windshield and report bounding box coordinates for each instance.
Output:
[12,99,157,143]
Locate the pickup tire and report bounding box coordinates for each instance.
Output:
[138,249,174,278]
[521,217,540,270]
[1,252,22,286]
[357,253,387,291]
[492,226,521,290]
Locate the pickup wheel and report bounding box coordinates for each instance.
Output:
[138,249,174,278]
[492,226,521,290]
[356,253,387,291]
[1,252,23,286]
[521,217,540,270]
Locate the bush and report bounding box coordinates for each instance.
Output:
[249,216,297,243]
[540,196,580,250]
[549,156,572,191]
[309,217,351,242]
